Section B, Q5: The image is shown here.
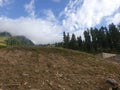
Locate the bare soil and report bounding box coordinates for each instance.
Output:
[0,47,120,90]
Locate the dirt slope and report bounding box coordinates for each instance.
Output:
[0,47,120,90]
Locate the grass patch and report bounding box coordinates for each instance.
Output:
[0,36,9,47]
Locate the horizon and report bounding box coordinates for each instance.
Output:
[0,0,120,44]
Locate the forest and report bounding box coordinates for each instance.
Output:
[56,23,120,54]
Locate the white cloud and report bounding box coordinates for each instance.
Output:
[0,0,10,7]
[62,0,120,32]
[43,9,58,22]
[106,13,120,25]
[0,10,63,44]
[24,0,35,17]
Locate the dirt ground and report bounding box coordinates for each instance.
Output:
[0,47,120,90]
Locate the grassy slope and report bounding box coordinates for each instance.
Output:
[0,46,120,90]
[0,37,9,46]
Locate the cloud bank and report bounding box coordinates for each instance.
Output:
[0,15,62,44]
[106,13,120,25]
[62,0,120,32]
[0,0,120,44]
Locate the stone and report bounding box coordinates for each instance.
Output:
[106,78,118,86]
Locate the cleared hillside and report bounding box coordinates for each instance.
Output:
[0,47,120,90]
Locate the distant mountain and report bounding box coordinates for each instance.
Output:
[0,32,34,46]
[15,36,34,46]
[0,32,11,37]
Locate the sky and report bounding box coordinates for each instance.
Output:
[0,0,120,44]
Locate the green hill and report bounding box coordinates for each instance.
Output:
[0,46,119,90]
[0,32,11,37]
[0,36,9,47]
[15,36,34,46]
[0,32,34,46]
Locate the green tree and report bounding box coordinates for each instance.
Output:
[63,32,70,48]
[90,28,98,52]
[109,23,120,51]
[6,37,21,46]
[69,34,78,50]
[97,27,108,50]
[84,30,91,52]
[77,36,83,50]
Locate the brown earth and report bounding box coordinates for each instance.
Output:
[0,46,120,90]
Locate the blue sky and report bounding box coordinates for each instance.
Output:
[0,0,120,44]
[0,0,69,18]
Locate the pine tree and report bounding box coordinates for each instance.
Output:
[63,32,70,48]
[84,30,91,52]
[69,34,78,50]
[109,23,120,51]
[97,27,107,50]
[77,36,83,50]
[90,28,98,52]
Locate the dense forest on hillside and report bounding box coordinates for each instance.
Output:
[56,23,120,53]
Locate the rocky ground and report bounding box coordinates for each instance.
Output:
[0,46,120,90]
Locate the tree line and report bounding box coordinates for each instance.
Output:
[56,23,120,53]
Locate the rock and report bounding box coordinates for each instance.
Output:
[106,78,118,86]
[84,80,89,85]
[46,80,53,87]
[23,82,28,86]
[56,72,63,78]
[22,73,29,77]
[78,81,81,84]
[105,78,119,90]
[58,84,62,88]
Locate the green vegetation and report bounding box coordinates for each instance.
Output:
[0,36,9,47]
[0,32,34,47]
[5,37,21,46]
[57,23,120,54]
[0,32,11,37]
[6,36,34,46]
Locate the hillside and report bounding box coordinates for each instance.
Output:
[0,32,11,37]
[0,37,9,46]
[0,32,34,46]
[0,32,11,47]
[0,47,120,90]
